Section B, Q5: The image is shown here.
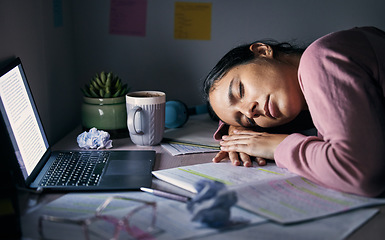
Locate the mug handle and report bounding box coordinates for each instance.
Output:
[128,106,144,135]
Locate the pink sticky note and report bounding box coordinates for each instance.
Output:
[109,0,147,36]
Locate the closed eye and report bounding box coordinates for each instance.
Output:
[239,81,244,98]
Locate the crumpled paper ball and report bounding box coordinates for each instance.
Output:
[187,179,238,228]
[77,127,113,149]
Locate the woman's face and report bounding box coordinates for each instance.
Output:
[209,59,305,129]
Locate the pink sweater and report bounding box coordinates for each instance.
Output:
[275,27,385,197]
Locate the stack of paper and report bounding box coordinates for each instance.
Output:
[161,141,219,156]
[163,114,220,148]
[162,113,220,155]
[152,162,385,224]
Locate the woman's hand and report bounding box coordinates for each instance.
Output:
[212,126,271,167]
[212,150,265,167]
[213,129,288,166]
[213,125,258,167]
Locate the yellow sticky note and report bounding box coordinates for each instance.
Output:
[174,2,212,40]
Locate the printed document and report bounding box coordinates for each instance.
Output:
[161,142,219,156]
[153,162,385,224]
[22,192,266,240]
[163,114,220,148]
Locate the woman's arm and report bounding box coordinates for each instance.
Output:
[275,27,385,197]
[212,109,315,167]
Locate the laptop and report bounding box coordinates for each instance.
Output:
[0,57,155,191]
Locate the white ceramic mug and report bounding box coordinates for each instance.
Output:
[126,91,166,146]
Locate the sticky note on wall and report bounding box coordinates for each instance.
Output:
[174,2,212,40]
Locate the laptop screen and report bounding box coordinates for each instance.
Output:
[0,58,49,180]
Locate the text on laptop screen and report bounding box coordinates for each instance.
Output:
[0,62,49,177]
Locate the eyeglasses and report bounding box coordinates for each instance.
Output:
[38,195,163,240]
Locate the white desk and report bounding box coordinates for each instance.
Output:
[19,128,385,240]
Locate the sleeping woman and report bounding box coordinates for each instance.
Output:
[203,27,385,197]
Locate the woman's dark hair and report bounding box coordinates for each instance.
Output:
[203,40,305,102]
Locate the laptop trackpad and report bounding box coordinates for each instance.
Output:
[105,160,151,175]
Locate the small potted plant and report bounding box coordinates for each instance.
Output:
[81,71,130,138]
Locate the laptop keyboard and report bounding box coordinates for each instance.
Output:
[39,151,110,187]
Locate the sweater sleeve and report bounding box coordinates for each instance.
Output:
[275,27,385,197]
[213,121,229,140]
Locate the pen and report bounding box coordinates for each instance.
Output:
[140,187,191,203]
